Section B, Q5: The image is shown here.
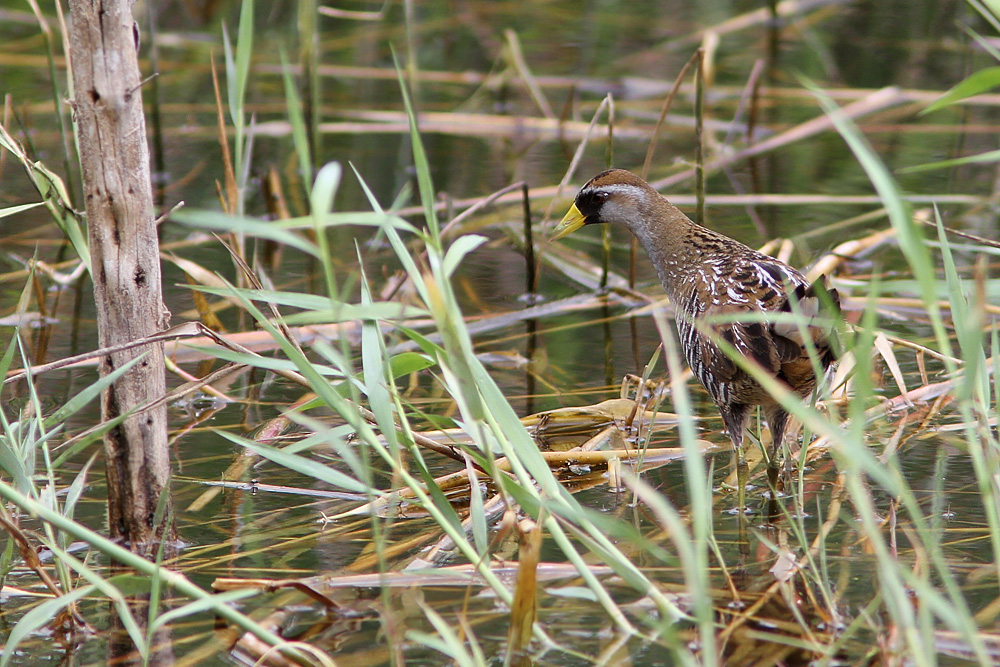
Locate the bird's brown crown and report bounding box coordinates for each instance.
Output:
[585,168,652,190]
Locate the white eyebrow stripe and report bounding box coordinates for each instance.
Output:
[585,183,645,197]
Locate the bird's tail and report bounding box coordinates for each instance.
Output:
[771,278,842,365]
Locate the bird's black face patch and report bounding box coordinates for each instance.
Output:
[576,189,609,223]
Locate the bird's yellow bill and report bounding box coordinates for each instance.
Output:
[551,203,586,240]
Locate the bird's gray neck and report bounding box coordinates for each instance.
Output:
[626,204,697,301]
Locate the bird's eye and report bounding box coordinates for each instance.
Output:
[590,191,608,206]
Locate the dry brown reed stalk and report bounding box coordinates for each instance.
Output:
[213,561,614,592]
[805,226,898,282]
[318,3,388,20]
[544,95,616,224]
[507,518,541,654]
[504,29,554,120]
[639,51,701,181]
[649,0,846,53]
[209,56,238,217]
[774,238,795,264]
[525,396,684,432]
[317,110,648,141]
[726,58,770,237]
[331,442,718,523]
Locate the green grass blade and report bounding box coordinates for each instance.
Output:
[218,431,370,494]
[0,202,44,219]
[393,50,440,245]
[358,254,399,453]
[280,50,312,194]
[188,284,425,321]
[150,589,260,633]
[310,161,343,302]
[921,66,1000,114]
[171,209,320,256]
[443,235,487,278]
[42,353,147,432]
[898,148,1000,174]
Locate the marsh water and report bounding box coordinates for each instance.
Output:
[1,0,999,665]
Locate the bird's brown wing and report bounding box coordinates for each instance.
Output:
[679,257,840,403]
[692,305,835,407]
[730,258,841,367]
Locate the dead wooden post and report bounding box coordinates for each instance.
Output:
[68,0,173,553]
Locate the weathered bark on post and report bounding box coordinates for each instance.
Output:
[68,0,173,553]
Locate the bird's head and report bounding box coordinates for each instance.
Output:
[552,169,664,240]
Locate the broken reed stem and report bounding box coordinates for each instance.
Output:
[504,29,554,119]
[635,49,702,289]
[522,182,537,294]
[734,58,769,237]
[694,47,706,227]
[600,93,615,291]
[640,49,701,181]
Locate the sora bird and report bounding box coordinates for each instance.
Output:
[553,169,839,504]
